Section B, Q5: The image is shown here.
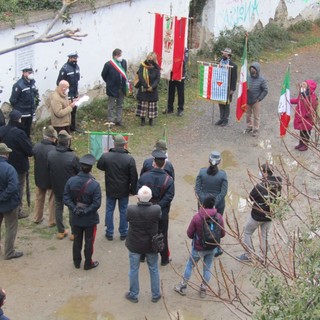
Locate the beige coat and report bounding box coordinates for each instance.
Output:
[50,87,73,127]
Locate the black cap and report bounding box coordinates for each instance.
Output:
[80,154,96,166]
[152,150,167,160]
[9,110,22,121]
[68,51,78,58]
[22,66,33,73]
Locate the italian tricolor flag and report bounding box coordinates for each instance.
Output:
[153,13,187,81]
[236,37,248,121]
[278,66,291,137]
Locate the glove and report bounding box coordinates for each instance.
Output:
[73,206,85,217]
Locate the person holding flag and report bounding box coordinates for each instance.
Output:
[101,48,128,127]
[290,79,318,151]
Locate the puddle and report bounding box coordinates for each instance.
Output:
[55,295,114,320]
[220,150,238,169]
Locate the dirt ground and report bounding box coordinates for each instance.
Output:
[1,44,320,320]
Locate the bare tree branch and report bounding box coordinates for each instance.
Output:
[0,0,87,56]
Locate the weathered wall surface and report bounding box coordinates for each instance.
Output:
[198,0,320,48]
[0,0,190,119]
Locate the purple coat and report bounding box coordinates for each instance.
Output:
[291,79,318,131]
[187,207,225,251]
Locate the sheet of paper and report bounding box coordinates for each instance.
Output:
[75,95,90,107]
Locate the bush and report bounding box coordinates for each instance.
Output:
[288,20,313,33]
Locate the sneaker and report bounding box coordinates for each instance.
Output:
[120,235,126,241]
[84,261,99,270]
[220,121,228,127]
[151,295,162,303]
[105,234,113,241]
[298,144,308,151]
[252,129,259,137]
[174,282,187,296]
[236,253,251,262]
[5,251,23,260]
[244,128,253,134]
[199,285,206,298]
[214,247,223,257]
[56,230,68,240]
[18,211,29,219]
[215,120,223,126]
[177,111,183,117]
[125,292,139,303]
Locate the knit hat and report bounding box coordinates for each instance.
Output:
[209,151,221,166]
[154,139,167,151]
[80,154,96,166]
[114,134,127,146]
[138,186,152,202]
[9,110,22,121]
[43,126,57,139]
[0,143,12,154]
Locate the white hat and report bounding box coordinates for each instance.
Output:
[138,186,152,202]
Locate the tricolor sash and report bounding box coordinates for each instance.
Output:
[109,59,132,95]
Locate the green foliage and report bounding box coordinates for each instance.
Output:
[288,20,313,33]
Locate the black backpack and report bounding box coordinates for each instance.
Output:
[200,213,222,250]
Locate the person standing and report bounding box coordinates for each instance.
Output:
[50,80,77,134]
[48,130,80,240]
[64,154,101,270]
[56,52,82,133]
[9,67,39,137]
[140,139,175,180]
[0,110,33,219]
[163,48,189,117]
[245,62,268,137]
[101,48,128,126]
[290,79,318,151]
[125,186,162,303]
[215,48,238,127]
[237,163,282,262]
[138,150,175,266]
[174,197,225,298]
[32,126,57,226]
[0,143,23,260]
[135,52,161,126]
[97,134,138,241]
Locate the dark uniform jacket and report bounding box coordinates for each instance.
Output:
[140,157,175,180]
[101,59,127,97]
[64,171,101,227]
[47,146,80,197]
[56,61,80,99]
[9,77,38,116]
[138,168,174,220]
[97,147,138,198]
[125,201,161,254]
[0,156,20,213]
[0,307,10,320]
[33,139,56,190]
[0,122,33,174]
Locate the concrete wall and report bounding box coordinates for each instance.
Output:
[0,0,190,119]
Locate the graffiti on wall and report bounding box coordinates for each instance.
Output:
[223,0,260,27]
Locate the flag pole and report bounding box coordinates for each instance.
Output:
[104,122,115,151]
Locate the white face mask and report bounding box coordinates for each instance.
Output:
[64,89,69,96]
[300,87,306,93]
[27,74,34,80]
[116,57,123,62]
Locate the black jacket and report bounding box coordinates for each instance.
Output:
[125,201,161,254]
[64,172,101,227]
[140,157,175,180]
[56,61,80,99]
[97,147,138,198]
[33,139,56,189]
[0,121,33,174]
[136,61,161,102]
[47,146,80,197]
[101,59,127,97]
[138,168,174,220]
[9,77,38,116]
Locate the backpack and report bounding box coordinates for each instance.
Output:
[200,214,222,250]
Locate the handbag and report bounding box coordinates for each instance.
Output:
[151,233,165,253]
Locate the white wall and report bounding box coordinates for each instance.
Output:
[0,0,190,112]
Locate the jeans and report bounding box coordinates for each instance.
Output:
[108,90,124,123]
[128,251,160,299]
[183,247,215,285]
[243,215,271,256]
[105,196,129,236]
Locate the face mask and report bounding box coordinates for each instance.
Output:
[116,57,123,62]
[300,87,306,93]
[72,61,77,65]
[64,89,69,95]
[27,74,34,80]
[258,171,263,178]
[222,56,228,60]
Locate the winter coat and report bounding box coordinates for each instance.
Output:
[33,139,56,189]
[9,77,38,116]
[140,157,175,180]
[247,62,268,105]
[0,156,20,213]
[49,87,73,128]
[138,168,174,220]
[125,201,161,254]
[56,61,80,99]
[101,59,128,97]
[0,122,33,174]
[97,147,138,198]
[195,167,228,213]
[187,207,225,251]
[291,79,318,131]
[0,307,10,320]
[136,61,161,102]
[47,146,80,197]
[0,109,5,127]
[64,172,101,227]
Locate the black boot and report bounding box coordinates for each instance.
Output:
[149,118,153,126]
[141,117,146,126]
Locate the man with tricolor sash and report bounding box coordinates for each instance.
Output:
[101,48,129,126]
